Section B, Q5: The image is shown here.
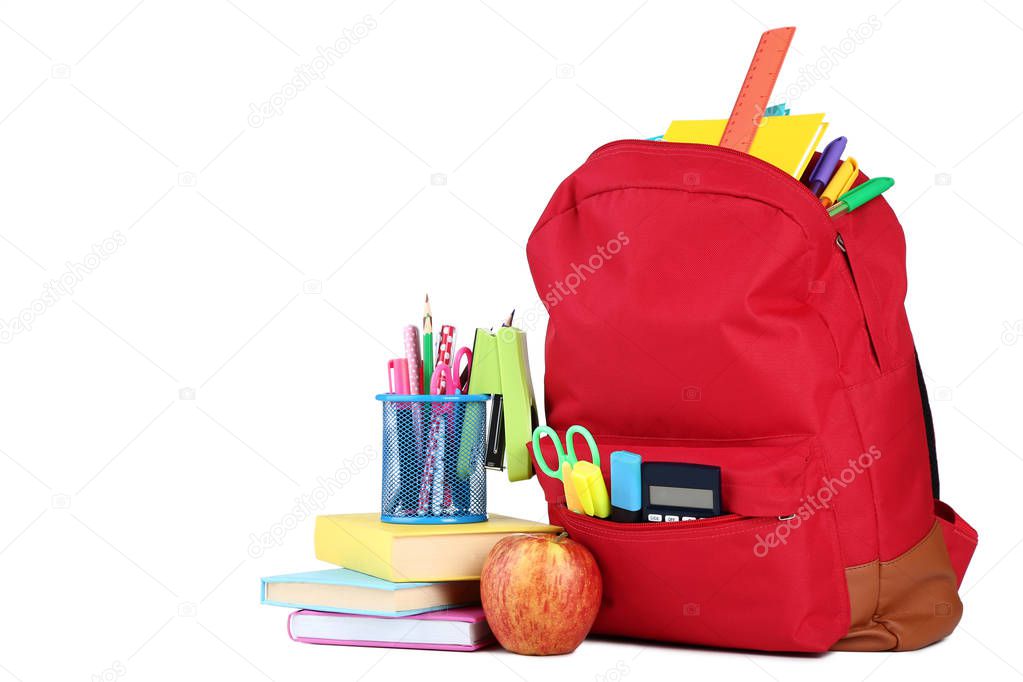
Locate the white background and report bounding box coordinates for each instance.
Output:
[0,1,1019,680]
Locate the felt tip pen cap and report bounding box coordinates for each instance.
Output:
[828,177,895,217]
[820,157,859,208]
[387,358,411,394]
[808,136,847,196]
[610,450,642,512]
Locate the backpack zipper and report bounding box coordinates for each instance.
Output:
[588,139,832,217]
[834,231,882,369]
[554,503,795,537]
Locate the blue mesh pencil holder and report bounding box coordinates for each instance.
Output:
[376,394,489,524]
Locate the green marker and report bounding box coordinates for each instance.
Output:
[828,177,894,217]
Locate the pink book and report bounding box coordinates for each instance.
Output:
[287,606,494,652]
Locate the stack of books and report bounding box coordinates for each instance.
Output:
[261,513,560,651]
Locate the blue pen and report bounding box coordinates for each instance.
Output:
[807,136,847,197]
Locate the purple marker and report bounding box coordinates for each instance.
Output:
[807,136,847,197]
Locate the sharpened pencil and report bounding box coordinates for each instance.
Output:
[422,294,433,393]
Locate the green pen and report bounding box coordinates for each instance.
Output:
[827,177,894,217]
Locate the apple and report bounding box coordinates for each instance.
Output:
[480,532,602,655]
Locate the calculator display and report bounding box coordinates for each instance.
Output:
[649,485,715,510]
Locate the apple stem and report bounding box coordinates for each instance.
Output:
[554,531,569,544]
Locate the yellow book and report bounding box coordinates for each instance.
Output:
[663,113,828,179]
[314,513,562,582]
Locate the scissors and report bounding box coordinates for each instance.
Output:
[430,346,472,395]
[531,425,609,517]
[532,425,600,477]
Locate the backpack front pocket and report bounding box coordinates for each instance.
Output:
[533,435,851,651]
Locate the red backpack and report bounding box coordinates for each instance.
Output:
[525,140,978,652]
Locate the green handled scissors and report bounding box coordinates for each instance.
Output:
[531,425,600,478]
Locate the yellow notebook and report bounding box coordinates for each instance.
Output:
[314,513,562,582]
[663,113,828,178]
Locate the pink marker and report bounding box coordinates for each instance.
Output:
[387,358,411,394]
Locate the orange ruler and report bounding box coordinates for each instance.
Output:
[719,26,796,153]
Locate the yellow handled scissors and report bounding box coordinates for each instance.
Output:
[531,425,609,517]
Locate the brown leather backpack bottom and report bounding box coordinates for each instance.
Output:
[833,522,963,651]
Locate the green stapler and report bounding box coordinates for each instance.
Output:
[465,326,539,481]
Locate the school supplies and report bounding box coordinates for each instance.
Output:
[403,325,423,394]
[664,114,828,178]
[434,326,457,393]
[641,462,722,522]
[827,177,894,217]
[484,310,515,469]
[610,451,643,523]
[314,513,561,582]
[450,349,480,479]
[452,346,473,393]
[807,136,847,196]
[422,294,434,392]
[388,348,421,511]
[572,461,610,518]
[387,358,410,394]
[820,157,859,208]
[531,425,609,518]
[719,26,796,153]
[378,392,487,524]
[419,350,475,518]
[467,326,538,481]
[531,425,588,514]
[558,458,583,513]
[261,568,480,617]
[523,26,969,654]
[430,354,471,395]
[417,405,449,517]
[288,606,494,651]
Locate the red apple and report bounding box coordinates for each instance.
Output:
[480,532,602,655]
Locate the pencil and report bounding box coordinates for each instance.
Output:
[422,294,433,393]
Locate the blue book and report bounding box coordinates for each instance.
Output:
[261,568,479,617]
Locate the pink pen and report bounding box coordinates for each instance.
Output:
[434,325,456,393]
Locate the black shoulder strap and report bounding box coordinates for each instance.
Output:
[915,350,939,498]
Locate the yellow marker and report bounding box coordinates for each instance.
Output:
[571,461,611,518]
[820,157,859,208]
[532,424,606,516]
[560,461,584,514]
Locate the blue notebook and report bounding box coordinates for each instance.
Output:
[261,568,479,617]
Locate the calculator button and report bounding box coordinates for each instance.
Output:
[681,516,697,521]
[647,513,663,522]
[665,515,680,522]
